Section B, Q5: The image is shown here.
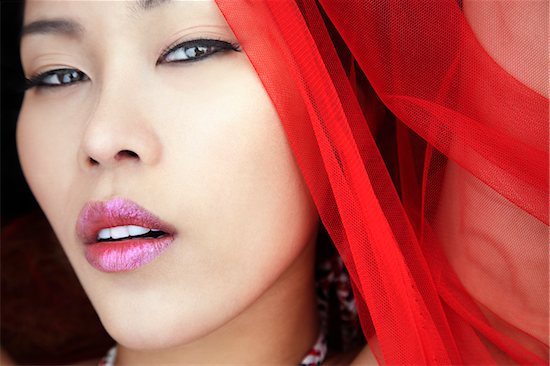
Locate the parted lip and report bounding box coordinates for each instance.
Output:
[76,197,176,245]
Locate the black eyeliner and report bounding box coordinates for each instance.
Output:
[24,38,242,91]
[25,68,89,90]
[156,38,241,65]
[24,71,52,90]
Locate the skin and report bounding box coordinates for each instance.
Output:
[18,0,321,363]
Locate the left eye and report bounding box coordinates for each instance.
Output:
[158,39,240,64]
[25,68,89,90]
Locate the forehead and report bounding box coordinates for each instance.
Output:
[22,0,224,39]
[24,0,215,20]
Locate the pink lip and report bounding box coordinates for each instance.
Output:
[76,198,176,272]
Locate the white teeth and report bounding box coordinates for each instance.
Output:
[110,226,130,239]
[128,225,150,236]
[98,228,111,240]
[96,225,154,241]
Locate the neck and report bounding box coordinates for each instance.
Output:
[116,239,319,365]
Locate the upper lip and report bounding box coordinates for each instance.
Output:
[76,198,176,244]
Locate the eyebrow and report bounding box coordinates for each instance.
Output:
[21,0,172,38]
[137,0,172,10]
[21,19,84,38]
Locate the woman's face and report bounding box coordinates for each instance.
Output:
[18,0,318,350]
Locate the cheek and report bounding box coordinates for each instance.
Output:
[160,65,316,256]
[143,62,318,315]
[16,96,81,232]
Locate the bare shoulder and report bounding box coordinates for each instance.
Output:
[350,344,379,365]
[1,348,15,366]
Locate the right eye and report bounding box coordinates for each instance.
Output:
[25,68,89,90]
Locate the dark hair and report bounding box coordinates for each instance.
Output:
[1,0,36,223]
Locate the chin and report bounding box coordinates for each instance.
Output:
[93,288,244,351]
[100,306,222,351]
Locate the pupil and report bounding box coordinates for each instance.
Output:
[187,46,207,58]
[62,71,77,83]
[195,47,206,56]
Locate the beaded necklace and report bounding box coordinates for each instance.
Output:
[99,332,327,366]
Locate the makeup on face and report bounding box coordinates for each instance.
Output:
[77,198,177,272]
[17,1,320,356]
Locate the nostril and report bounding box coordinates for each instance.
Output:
[115,150,140,160]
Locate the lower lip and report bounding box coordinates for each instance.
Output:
[84,236,175,272]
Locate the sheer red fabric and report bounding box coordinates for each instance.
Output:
[215,1,548,364]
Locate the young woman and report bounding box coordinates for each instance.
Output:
[4,0,548,364]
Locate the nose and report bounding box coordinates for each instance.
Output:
[79,85,162,169]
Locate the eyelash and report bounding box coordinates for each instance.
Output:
[25,38,241,90]
[157,38,241,65]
